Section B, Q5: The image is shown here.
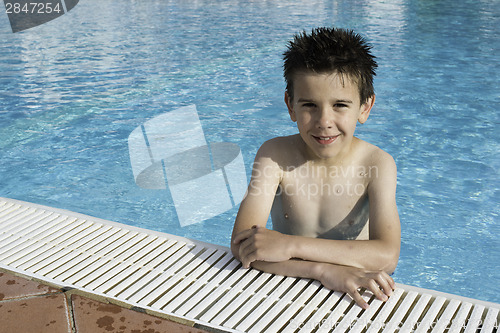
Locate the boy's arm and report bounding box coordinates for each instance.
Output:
[231,139,282,260]
[250,260,395,309]
[234,152,400,273]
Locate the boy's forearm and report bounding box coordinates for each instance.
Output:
[291,236,399,273]
[245,259,396,310]
[233,226,399,273]
[249,259,323,281]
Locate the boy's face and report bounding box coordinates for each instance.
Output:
[285,71,374,161]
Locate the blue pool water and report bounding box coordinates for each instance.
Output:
[0,0,498,304]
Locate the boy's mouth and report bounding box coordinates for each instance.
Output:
[312,135,339,145]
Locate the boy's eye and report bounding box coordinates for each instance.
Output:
[302,103,316,108]
[334,103,348,108]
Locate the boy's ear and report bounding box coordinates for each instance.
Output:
[358,95,375,124]
[285,91,297,122]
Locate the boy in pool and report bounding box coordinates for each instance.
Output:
[231,27,400,309]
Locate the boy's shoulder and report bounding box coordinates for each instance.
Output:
[354,137,396,168]
[256,134,303,163]
[257,134,301,156]
[252,135,303,178]
[352,137,397,182]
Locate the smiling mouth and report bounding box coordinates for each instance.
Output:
[312,135,339,145]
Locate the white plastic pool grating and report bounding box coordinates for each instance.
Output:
[0,197,498,332]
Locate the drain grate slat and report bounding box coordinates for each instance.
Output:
[19,219,94,272]
[317,293,355,332]
[463,304,485,333]
[398,293,432,332]
[333,291,373,332]
[0,213,67,259]
[381,291,419,332]
[297,291,344,333]
[131,244,203,303]
[448,301,473,332]
[280,284,331,333]
[40,224,115,278]
[185,258,249,319]
[76,233,150,288]
[224,273,286,329]
[481,308,500,333]
[85,235,161,291]
[433,299,461,333]
[124,242,198,302]
[53,228,129,281]
[154,248,228,311]
[0,204,26,222]
[413,296,447,333]
[349,294,386,333]
[143,247,217,306]
[482,307,499,333]
[0,207,45,234]
[200,267,261,323]
[0,198,498,333]
[236,275,297,332]
[365,288,405,333]
[265,280,323,333]
[174,253,239,316]
[212,272,274,326]
[162,251,234,313]
[101,239,180,296]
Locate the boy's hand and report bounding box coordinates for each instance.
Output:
[318,263,395,309]
[233,226,293,268]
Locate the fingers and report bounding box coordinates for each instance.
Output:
[379,272,395,296]
[239,246,256,269]
[388,274,396,290]
[367,279,388,302]
[365,271,395,303]
[232,228,254,245]
[348,288,370,310]
[236,228,261,268]
[347,271,395,309]
[237,238,254,268]
[234,228,257,267]
[233,225,262,244]
[375,271,394,297]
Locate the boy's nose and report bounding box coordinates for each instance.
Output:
[316,108,334,129]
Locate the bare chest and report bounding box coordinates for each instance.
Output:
[271,165,371,240]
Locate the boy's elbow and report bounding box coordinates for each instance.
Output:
[381,248,399,274]
[384,258,398,275]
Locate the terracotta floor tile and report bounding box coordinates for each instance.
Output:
[0,270,60,301]
[72,294,209,333]
[0,293,71,333]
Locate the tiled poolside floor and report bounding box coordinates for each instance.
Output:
[0,269,210,333]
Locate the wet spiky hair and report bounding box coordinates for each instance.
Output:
[283,27,377,104]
